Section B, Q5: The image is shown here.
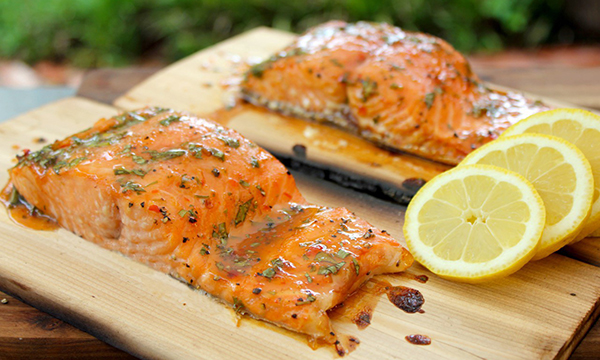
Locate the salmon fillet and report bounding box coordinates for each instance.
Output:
[241,21,550,165]
[9,107,412,344]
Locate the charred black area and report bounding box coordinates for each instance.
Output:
[272,153,423,205]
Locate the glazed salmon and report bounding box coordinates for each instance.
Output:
[241,21,550,165]
[8,107,412,345]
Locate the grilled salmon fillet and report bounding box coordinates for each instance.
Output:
[241,21,550,165]
[8,107,412,344]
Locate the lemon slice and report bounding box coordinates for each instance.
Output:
[501,108,600,242]
[404,164,545,283]
[461,133,594,260]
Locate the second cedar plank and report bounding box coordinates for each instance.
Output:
[0,97,600,360]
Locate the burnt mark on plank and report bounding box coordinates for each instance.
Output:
[292,144,307,159]
[388,286,424,313]
[402,178,426,193]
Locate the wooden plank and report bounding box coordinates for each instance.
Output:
[471,66,600,111]
[0,291,135,360]
[113,27,600,269]
[1,97,600,359]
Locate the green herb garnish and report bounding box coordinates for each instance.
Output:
[114,166,147,177]
[352,258,360,275]
[119,180,146,195]
[159,115,181,126]
[145,149,186,161]
[317,261,346,276]
[217,135,240,148]
[212,222,228,244]
[296,294,317,306]
[235,199,253,225]
[360,77,378,102]
[209,148,225,161]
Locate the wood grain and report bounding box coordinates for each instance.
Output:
[0,291,136,360]
[1,97,600,359]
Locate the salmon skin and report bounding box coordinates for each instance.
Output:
[9,107,413,344]
[241,21,550,165]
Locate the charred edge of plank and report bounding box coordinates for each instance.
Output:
[271,151,422,205]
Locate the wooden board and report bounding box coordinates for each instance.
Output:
[1,98,600,360]
[114,27,600,268]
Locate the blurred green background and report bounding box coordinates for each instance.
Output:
[0,0,598,68]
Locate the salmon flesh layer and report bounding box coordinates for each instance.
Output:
[9,107,413,343]
[241,21,550,165]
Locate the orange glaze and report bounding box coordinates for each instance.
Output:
[241,21,551,165]
[8,107,413,345]
[1,183,58,231]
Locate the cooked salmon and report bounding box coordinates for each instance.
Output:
[241,21,550,165]
[8,107,413,345]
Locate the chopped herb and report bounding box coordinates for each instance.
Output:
[195,194,210,199]
[52,161,68,174]
[336,249,351,259]
[68,156,87,167]
[235,199,253,225]
[209,148,225,161]
[178,209,188,217]
[305,273,313,283]
[239,180,250,188]
[200,244,210,255]
[215,262,225,271]
[363,229,374,239]
[251,242,260,247]
[390,83,403,89]
[232,297,244,314]
[424,92,436,109]
[260,267,276,279]
[314,252,336,263]
[145,149,186,161]
[187,143,204,159]
[212,223,228,244]
[250,157,260,168]
[132,155,147,164]
[317,261,346,276]
[296,294,317,306]
[424,87,443,109]
[360,77,378,102]
[113,166,147,177]
[352,258,360,275]
[373,115,381,124]
[159,115,181,126]
[145,181,158,188]
[271,258,283,267]
[255,184,266,196]
[217,135,240,148]
[119,180,146,195]
[248,61,271,78]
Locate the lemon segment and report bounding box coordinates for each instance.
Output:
[461,133,594,260]
[404,164,545,283]
[501,108,600,241]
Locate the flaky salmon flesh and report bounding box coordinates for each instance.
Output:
[9,107,413,344]
[241,21,550,165]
